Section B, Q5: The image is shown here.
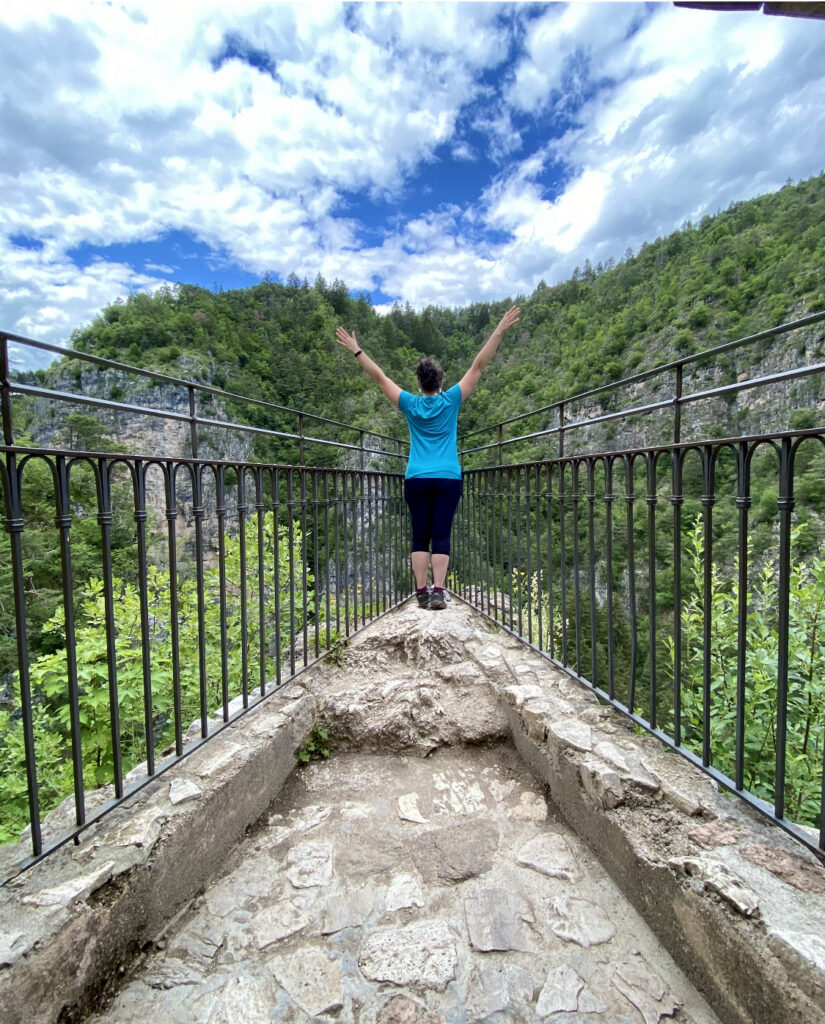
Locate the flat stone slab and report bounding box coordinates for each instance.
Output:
[545,896,618,947]
[322,886,374,933]
[168,778,202,806]
[613,957,680,1024]
[398,792,429,823]
[411,820,499,883]
[516,832,582,881]
[84,745,721,1024]
[20,860,116,908]
[359,919,458,991]
[269,948,344,1016]
[464,888,541,952]
[385,873,425,913]
[250,898,311,949]
[470,963,534,1016]
[285,840,333,888]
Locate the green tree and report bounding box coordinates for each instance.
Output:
[0,515,313,840]
[670,521,824,825]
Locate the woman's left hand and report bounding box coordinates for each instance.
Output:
[494,305,521,336]
[336,326,360,353]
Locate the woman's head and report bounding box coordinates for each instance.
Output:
[414,356,445,395]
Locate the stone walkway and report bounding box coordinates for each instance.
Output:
[88,742,720,1024]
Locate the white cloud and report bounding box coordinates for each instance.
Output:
[0,3,500,253]
[0,1,822,351]
[506,2,642,113]
[465,3,824,300]
[1,238,170,368]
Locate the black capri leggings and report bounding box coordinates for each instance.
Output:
[404,477,463,556]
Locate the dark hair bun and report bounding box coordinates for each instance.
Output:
[415,356,445,393]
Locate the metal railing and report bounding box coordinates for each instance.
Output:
[460,312,825,465]
[452,313,825,861]
[1,328,410,466]
[0,332,411,876]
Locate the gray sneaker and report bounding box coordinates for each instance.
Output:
[429,589,446,610]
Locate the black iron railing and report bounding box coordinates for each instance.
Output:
[1,329,409,466]
[0,332,410,875]
[2,313,824,874]
[453,312,825,861]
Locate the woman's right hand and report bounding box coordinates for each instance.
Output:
[335,326,360,353]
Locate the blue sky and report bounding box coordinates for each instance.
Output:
[1,1,823,370]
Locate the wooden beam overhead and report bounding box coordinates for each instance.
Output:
[674,2,825,19]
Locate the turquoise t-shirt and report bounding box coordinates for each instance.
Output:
[398,384,462,479]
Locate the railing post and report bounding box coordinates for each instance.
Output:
[271,467,281,692]
[298,413,305,466]
[674,362,683,445]
[700,448,716,768]
[236,469,249,708]
[670,451,683,746]
[774,439,795,822]
[734,442,751,791]
[1,452,41,855]
[133,460,156,774]
[646,453,658,730]
[604,458,615,700]
[164,470,183,754]
[55,455,85,827]
[96,461,124,796]
[188,385,199,459]
[215,467,229,719]
[558,401,565,459]
[191,466,208,737]
[1,334,15,445]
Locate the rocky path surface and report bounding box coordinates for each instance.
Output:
[88,741,720,1024]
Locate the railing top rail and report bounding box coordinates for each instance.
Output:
[4,381,407,462]
[458,422,825,471]
[459,358,825,457]
[0,442,407,475]
[459,310,825,445]
[1,328,409,450]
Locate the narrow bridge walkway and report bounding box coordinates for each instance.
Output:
[86,600,724,1024]
[6,599,823,1024]
[88,745,718,1024]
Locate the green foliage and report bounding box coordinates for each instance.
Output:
[297,724,330,764]
[669,521,824,826]
[0,433,147,677]
[322,630,348,667]
[0,707,75,844]
[0,516,311,837]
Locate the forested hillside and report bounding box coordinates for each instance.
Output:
[54,174,823,455]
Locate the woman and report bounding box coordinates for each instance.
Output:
[335,305,520,609]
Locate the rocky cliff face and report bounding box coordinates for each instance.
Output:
[545,315,825,458]
[21,361,264,564]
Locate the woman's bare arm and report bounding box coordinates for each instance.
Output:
[458,305,520,401]
[335,327,402,408]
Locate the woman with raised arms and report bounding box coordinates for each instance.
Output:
[335,305,520,609]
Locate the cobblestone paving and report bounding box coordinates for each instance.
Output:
[88,744,721,1024]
